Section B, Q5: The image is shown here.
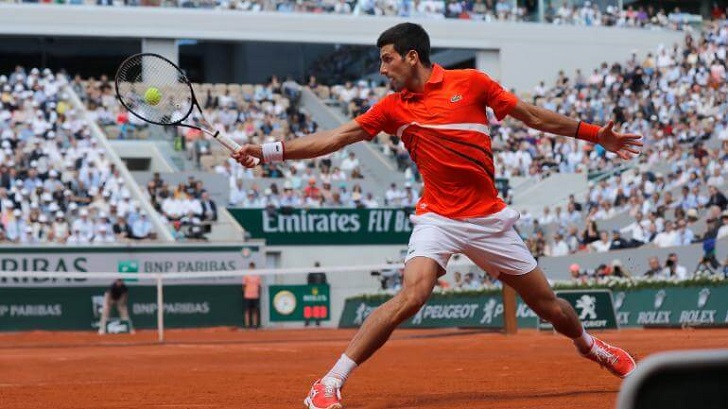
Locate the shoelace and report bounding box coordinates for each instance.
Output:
[591,344,618,367]
[323,383,338,398]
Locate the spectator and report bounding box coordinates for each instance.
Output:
[707,185,728,211]
[620,212,648,244]
[611,259,631,278]
[569,263,585,284]
[590,230,611,253]
[199,190,217,231]
[131,211,153,240]
[462,272,482,290]
[113,215,131,240]
[547,232,570,257]
[644,256,663,278]
[675,218,695,245]
[717,210,728,239]
[452,271,464,289]
[653,221,678,248]
[340,152,360,174]
[609,229,634,250]
[663,253,688,280]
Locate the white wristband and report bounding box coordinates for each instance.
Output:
[261,142,284,164]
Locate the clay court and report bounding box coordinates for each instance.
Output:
[1,328,725,409]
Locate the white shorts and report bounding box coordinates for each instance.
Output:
[405,207,537,278]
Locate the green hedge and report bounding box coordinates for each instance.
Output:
[349,276,727,302]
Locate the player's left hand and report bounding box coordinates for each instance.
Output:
[597,120,643,160]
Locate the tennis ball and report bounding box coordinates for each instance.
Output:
[144,87,162,106]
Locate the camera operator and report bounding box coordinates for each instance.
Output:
[371,258,402,291]
[663,253,688,280]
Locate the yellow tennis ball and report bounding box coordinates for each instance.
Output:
[144,87,162,106]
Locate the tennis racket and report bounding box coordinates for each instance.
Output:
[115,53,258,164]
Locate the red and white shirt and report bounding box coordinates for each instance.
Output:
[356,64,517,219]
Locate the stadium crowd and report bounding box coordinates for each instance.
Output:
[143,173,219,240]
[12,0,703,31]
[516,20,728,262]
[0,66,157,244]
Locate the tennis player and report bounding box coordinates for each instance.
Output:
[233,23,640,409]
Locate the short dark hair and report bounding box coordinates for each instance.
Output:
[376,23,431,67]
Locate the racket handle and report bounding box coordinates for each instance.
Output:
[213,131,260,166]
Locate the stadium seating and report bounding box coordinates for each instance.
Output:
[17,0,703,31]
[0,67,158,244]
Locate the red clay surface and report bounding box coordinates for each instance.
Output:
[0,328,725,409]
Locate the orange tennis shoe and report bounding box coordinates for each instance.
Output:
[583,337,636,378]
[304,379,343,409]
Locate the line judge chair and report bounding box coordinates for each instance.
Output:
[616,349,728,409]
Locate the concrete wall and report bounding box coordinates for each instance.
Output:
[110,141,176,173]
[539,238,728,281]
[0,4,683,90]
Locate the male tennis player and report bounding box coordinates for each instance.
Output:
[233,23,640,409]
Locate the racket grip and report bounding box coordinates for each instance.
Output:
[213,131,260,165]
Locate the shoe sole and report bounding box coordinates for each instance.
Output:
[303,397,342,409]
[617,352,638,378]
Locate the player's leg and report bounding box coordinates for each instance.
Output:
[117,296,135,334]
[304,257,441,409]
[252,299,260,328]
[244,299,251,328]
[305,214,455,409]
[98,292,111,335]
[463,209,635,378]
[342,256,440,365]
[498,267,636,378]
[498,266,583,338]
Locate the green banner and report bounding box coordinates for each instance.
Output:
[0,285,243,331]
[340,283,728,329]
[228,208,413,245]
[613,285,728,327]
[556,290,617,329]
[339,293,539,329]
[269,284,330,322]
[539,290,618,330]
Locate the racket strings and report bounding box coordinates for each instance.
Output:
[115,54,193,125]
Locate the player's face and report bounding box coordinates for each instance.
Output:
[379,45,413,92]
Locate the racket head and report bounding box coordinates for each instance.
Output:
[115,53,196,126]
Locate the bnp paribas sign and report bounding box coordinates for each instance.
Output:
[228,208,414,245]
[0,244,263,287]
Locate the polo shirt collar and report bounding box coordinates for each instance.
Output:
[401,64,444,100]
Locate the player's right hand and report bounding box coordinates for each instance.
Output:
[231,145,262,168]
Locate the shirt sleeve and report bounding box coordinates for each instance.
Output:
[470,70,518,121]
[354,95,393,140]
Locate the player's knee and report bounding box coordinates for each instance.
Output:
[397,289,428,317]
[537,298,567,323]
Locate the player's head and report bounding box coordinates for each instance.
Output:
[376,23,431,91]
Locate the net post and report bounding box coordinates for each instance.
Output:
[502,284,518,335]
[156,274,164,344]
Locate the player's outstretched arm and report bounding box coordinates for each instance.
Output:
[508,99,643,160]
[231,120,370,167]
